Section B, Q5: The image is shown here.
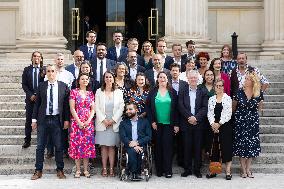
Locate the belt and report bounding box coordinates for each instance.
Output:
[45,114,59,118]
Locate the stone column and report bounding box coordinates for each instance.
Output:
[12,0,68,57]
[165,0,210,49]
[260,0,284,59]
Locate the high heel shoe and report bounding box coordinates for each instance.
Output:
[74,170,81,178]
[240,172,247,178]
[109,168,115,177]
[84,171,91,178]
[101,168,108,177]
[247,171,254,178]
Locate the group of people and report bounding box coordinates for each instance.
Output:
[21,30,269,181]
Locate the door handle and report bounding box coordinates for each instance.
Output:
[148,8,159,40]
[71,8,80,40]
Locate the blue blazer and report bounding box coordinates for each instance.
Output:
[91,58,115,83]
[178,84,208,131]
[119,118,152,147]
[79,44,97,61]
[163,55,174,70]
[118,53,145,67]
[107,46,128,61]
[164,57,187,72]
[65,64,77,79]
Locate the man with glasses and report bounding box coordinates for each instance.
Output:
[79,30,97,61]
[118,38,145,67]
[65,50,84,79]
[107,31,128,61]
[127,51,146,80]
[31,64,70,180]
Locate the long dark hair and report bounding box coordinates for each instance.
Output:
[202,69,215,85]
[100,71,116,91]
[76,73,91,91]
[79,60,93,77]
[31,51,45,78]
[155,71,172,90]
[132,72,150,91]
[209,57,221,71]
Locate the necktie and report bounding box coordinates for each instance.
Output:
[100,61,104,83]
[33,66,38,90]
[49,84,53,115]
[88,47,92,60]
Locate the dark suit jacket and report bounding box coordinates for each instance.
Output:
[118,53,145,67]
[171,79,188,95]
[79,44,97,61]
[163,55,174,70]
[146,88,178,127]
[32,81,70,126]
[127,64,146,79]
[165,57,187,72]
[144,68,170,88]
[178,85,208,131]
[107,46,128,62]
[65,64,77,79]
[22,65,45,102]
[119,118,152,147]
[91,58,115,83]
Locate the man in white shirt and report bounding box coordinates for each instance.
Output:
[79,30,97,61]
[65,50,84,79]
[107,31,128,61]
[127,51,145,80]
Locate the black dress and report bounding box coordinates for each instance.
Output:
[209,102,233,163]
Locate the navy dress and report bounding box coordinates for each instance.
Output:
[233,89,261,158]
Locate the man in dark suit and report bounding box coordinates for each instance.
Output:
[118,38,145,67]
[65,50,84,79]
[178,70,208,178]
[156,38,173,70]
[31,64,70,180]
[169,63,187,167]
[181,40,200,69]
[107,31,128,61]
[165,44,187,72]
[144,54,170,88]
[91,42,115,85]
[127,51,146,80]
[119,102,151,181]
[79,30,97,62]
[21,51,45,148]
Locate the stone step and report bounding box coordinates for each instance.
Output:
[261,143,284,153]
[0,118,25,126]
[0,110,25,118]
[269,82,284,88]
[263,102,284,109]
[264,95,284,102]
[0,95,25,102]
[0,126,26,135]
[260,109,284,117]
[0,102,25,110]
[260,117,284,125]
[0,135,36,145]
[0,89,24,95]
[260,134,284,143]
[0,76,20,83]
[265,88,284,95]
[260,125,284,134]
[0,83,21,89]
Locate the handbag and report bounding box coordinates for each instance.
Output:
[209,134,222,174]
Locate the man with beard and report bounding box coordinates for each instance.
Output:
[119,102,151,181]
[90,42,115,85]
[79,30,97,62]
[127,51,146,80]
[107,31,128,61]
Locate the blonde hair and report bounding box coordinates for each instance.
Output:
[246,72,260,97]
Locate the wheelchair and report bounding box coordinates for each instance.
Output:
[117,142,153,181]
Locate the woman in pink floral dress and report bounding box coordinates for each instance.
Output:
[69,73,95,178]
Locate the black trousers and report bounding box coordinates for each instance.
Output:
[173,132,184,166]
[154,123,173,175]
[183,127,203,173]
[126,147,143,174]
[24,101,34,143]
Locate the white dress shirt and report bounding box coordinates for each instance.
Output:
[46,81,59,115]
[129,66,138,80]
[153,68,159,82]
[115,45,121,58]
[44,69,75,88]
[96,58,107,82]
[73,63,79,79]
[87,44,95,54]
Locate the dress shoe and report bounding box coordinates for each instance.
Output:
[156,172,162,177]
[131,173,142,181]
[225,174,232,180]
[22,142,31,149]
[194,172,202,178]
[165,174,172,178]
[206,173,217,179]
[181,171,192,177]
[57,170,66,179]
[31,170,42,180]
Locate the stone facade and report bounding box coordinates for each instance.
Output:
[0,0,283,59]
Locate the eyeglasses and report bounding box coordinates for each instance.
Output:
[215,84,224,88]
[47,70,55,73]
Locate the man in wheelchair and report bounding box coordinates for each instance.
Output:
[119,102,152,181]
